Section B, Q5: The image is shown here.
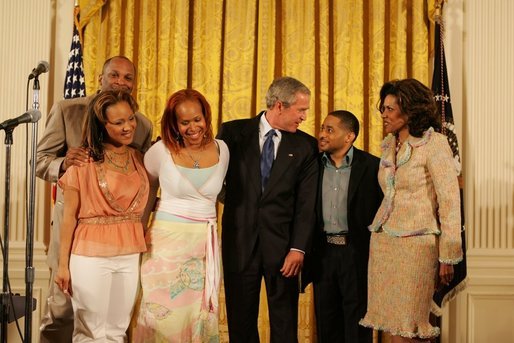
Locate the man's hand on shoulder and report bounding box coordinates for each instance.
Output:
[61,147,91,172]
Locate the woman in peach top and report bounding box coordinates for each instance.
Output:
[54,90,148,342]
[359,79,462,342]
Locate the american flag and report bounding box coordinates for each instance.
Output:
[431,4,467,315]
[64,5,86,99]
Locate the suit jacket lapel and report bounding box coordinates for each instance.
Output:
[241,115,262,196]
[348,148,366,204]
[316,154,325,228]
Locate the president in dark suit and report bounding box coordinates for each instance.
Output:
[313,110,382,343]
[217,77,319,343]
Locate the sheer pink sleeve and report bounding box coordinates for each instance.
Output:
[58,165,80,191]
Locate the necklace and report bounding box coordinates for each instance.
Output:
[105,149,130,172]
[396,139,403,153]
[110,149,129,156]
[184,147,201,169]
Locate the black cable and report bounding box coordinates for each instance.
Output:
[0,232,24,340]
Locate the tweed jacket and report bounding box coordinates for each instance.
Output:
[369,128,462,264]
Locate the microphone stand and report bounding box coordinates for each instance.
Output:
[24,76,40,342]
[0,73,40,343]
[0,127,14,343]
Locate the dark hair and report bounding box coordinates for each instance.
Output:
[378,78,440,137]
[82,90,138,161]
[265,76,311,109]
[328,110,360,140]
[161,89,214,153]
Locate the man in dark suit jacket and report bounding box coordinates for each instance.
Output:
[313,110,382,343]
[217,77,319,343]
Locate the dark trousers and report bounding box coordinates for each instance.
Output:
[313,243,371,343]
[224,244,299,343]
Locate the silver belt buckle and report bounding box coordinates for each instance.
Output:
[326,235,347,245]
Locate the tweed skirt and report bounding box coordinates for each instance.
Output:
[359,231,440,338]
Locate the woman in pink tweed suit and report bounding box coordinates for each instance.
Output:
[359,79,462,342]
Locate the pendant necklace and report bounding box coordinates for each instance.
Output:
[105,149,130,172]
[185,147,201,169]
[396,139,402,153]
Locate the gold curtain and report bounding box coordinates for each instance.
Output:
[79,0,435,341]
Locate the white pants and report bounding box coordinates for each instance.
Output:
[70,253,140,342]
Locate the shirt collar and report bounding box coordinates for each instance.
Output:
[322,146,354,169]
[259,112,281,140]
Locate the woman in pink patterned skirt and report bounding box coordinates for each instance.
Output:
[134,89,228,342]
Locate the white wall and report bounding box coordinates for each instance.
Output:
[0,0,73,341]
[445,0,514,342]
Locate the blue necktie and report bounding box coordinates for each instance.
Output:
[260,129,276,190]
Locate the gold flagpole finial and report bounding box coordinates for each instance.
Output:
[434,0,445,24]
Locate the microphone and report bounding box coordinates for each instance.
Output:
[28,61,50,80]
[0,110,41,131]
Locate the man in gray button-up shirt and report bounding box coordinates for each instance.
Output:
[313,110,383,343]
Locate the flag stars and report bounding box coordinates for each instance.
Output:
[434,94,450,102]
[64,16,86,99]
